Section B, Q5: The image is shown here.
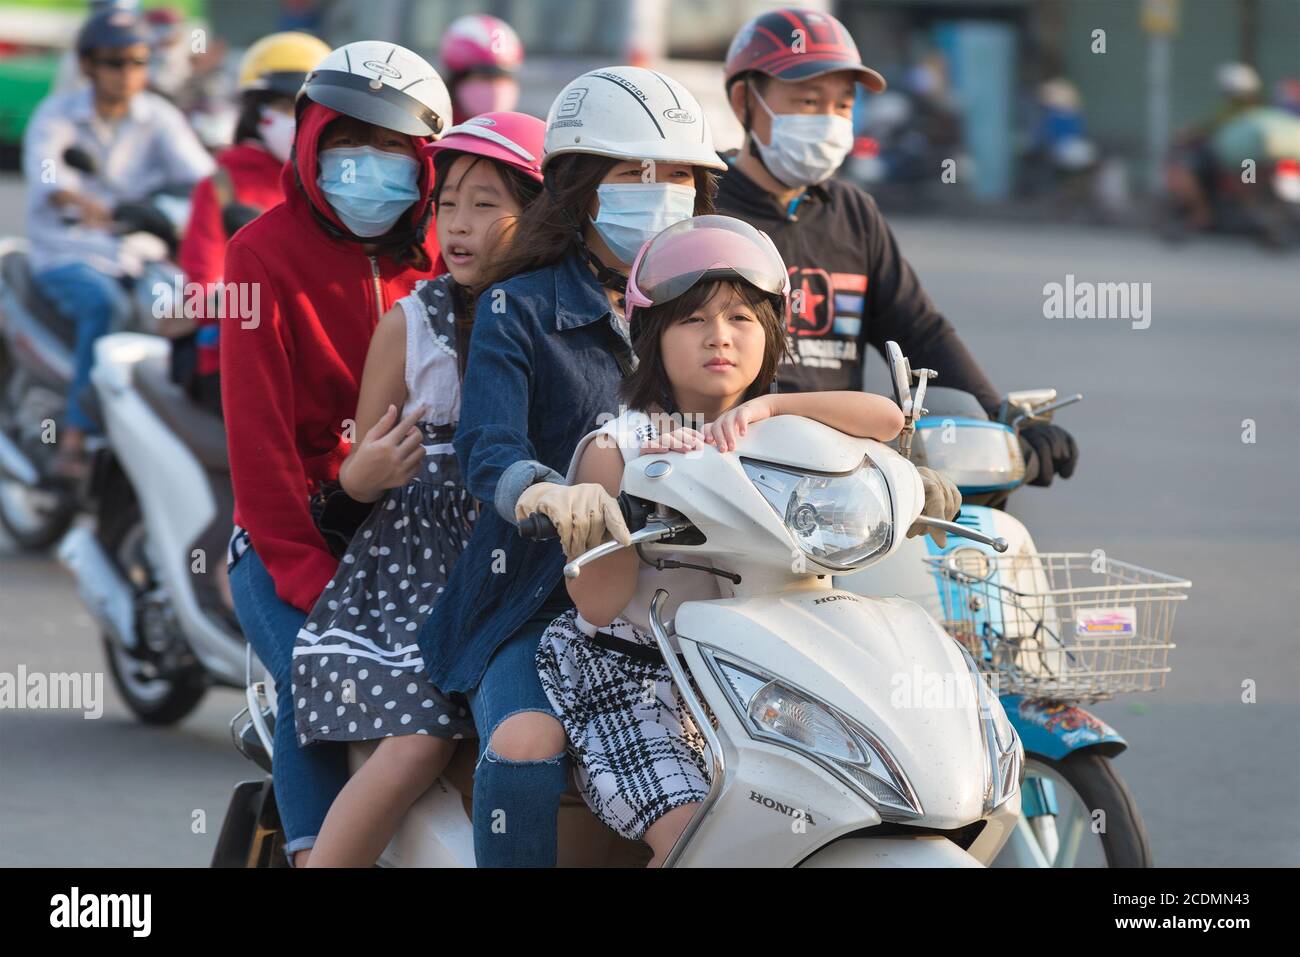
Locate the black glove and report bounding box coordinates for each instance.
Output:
[1019,422,1079,487]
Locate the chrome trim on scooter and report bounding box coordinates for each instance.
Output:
[245,644,275,760]
[649,588,726,869]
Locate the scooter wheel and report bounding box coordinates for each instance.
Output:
[103,632,208,725]
[0,477,74,550]
[1006,751,1153,868]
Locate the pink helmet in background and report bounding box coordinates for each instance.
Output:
[625,216,791,333]
[441,14,524,78]
[421,111,545,183]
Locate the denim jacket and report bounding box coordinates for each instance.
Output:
[416,250,635,693]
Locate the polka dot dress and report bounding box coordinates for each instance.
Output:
[291,275,476,746]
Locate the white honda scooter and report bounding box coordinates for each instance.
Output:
[216,342,1023,868]
[57,332,246,723]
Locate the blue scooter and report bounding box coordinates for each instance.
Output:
[840,344,1191,867]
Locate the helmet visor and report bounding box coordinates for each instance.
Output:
[629,215,788,306]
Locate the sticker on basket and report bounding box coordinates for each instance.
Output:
[1075,607,1136,637]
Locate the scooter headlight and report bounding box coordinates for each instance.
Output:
[706,650,923,820]
[742,457,893,570]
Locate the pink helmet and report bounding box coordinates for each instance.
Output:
[421,111,544,183]
[441,14,524,77]
[626,216,791,333]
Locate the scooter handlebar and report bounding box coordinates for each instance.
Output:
[517,511,557,541]
[517,492,651,543]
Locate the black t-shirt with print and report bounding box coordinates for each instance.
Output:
[715,161,1000,413]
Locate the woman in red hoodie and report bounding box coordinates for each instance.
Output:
[221,40,452,867]
[175,31,330,415]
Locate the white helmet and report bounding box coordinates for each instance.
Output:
[303,40,453,138]
[543,66,727,172]
[1217,62,1262,99]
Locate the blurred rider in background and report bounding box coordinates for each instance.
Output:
[174,31,331,414]
[23,6,212,479]
[440,13,523,121]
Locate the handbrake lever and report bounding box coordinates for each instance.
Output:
[562,517,694,579]
[915,516,1009,553]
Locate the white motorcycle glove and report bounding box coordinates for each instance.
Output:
[515,482,633,561]
[906,466,962,548]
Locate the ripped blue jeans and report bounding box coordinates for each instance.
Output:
[466,604,571,867]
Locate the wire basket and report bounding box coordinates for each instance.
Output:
[925,552,1191,702]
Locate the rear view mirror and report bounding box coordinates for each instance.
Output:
[886,340,912,410]
[884,340,935,460]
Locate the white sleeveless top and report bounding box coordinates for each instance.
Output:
[396,275,462,428]
[565,409,723,639]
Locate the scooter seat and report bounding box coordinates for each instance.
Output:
[132,361,230,472]
[1,250,78,349]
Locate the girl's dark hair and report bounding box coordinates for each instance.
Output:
[233,90,292,146]
[621,279,790,414]
[430,150,545,373]
[479,153,718,290]
[431,150,543,232]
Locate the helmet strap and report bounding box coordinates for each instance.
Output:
[545,167,629,294]
[576,231,628,295]
[742,79,764,162]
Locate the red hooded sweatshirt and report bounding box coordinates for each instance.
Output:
[221,101,441,612]
[178,141,286,375]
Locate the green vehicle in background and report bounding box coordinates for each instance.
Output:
[0,0,205,165]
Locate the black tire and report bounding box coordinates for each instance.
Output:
[98,494,207,725]
[103,633,207,724]
[1032,751,1153,868]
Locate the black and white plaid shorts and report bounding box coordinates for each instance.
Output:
[537,609,710,841]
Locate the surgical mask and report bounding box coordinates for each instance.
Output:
[455,78,519,119]
[750,85,855,188]
[258,107,295,163]
[589,183,696,264]
[317,146,421,238]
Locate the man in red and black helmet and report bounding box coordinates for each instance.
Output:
[715,7,1077,486]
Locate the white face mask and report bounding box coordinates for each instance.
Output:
[589,183,696,264]
[258,106,295,163]
[750,83,855,188]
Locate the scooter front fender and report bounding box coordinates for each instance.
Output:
[1005,695,1126,760]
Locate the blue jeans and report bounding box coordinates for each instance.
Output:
[35,263,131,433]
[228,546,349,860]
[467,606,571,868]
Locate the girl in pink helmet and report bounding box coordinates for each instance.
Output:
[534,215,906,865]
[289,112,546,867]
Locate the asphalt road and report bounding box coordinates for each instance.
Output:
[1,174,1297,866]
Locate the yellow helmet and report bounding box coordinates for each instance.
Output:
[237,31,331,96]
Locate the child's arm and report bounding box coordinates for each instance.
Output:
[702,391,905,452]
[338,304,427,503]
[563,440,640,628]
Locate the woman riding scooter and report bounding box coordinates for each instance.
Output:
[414,66,727,867]
[174,30,330,414]
[221,40,451,868]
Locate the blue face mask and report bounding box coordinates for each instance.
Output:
[317,146,421,238]
[589,183,696,264]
